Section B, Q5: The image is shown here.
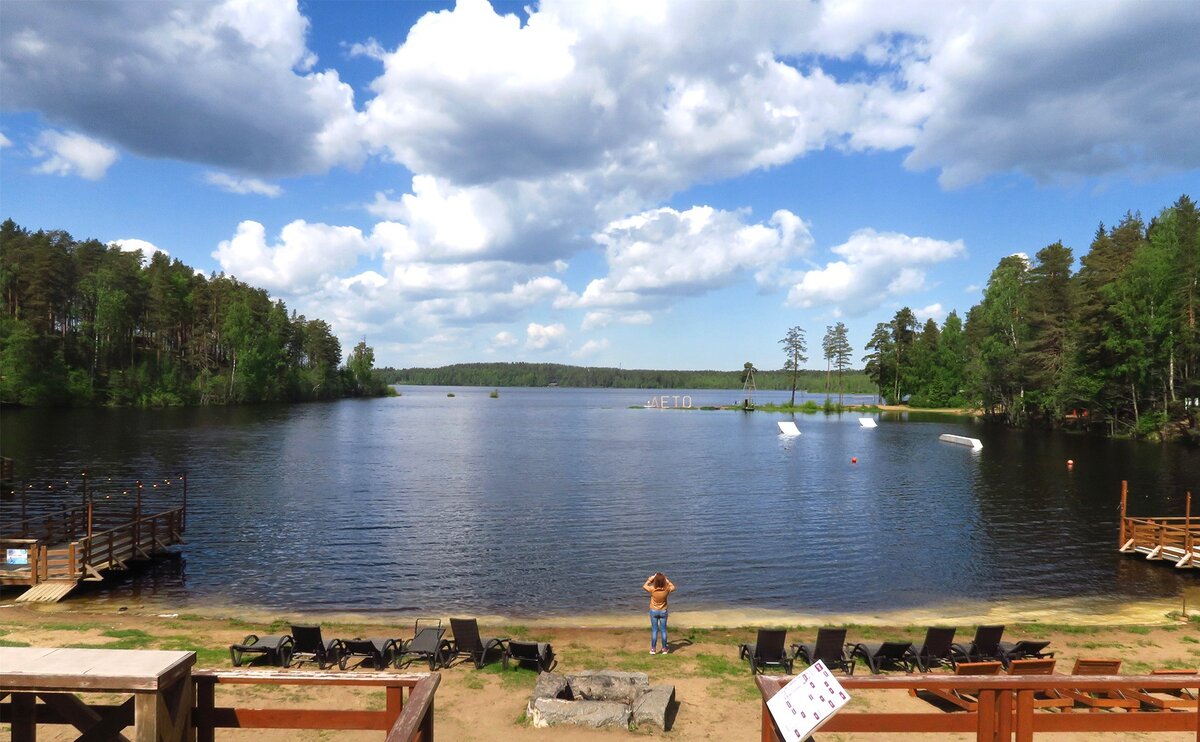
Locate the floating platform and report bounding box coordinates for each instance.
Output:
[1118,483,1199,569]
[777,421,800,436]
[938,433,983,450]
[858,418,877,428]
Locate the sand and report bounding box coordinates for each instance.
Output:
[1,599,1197,741]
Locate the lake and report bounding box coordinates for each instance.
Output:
[2,386,1197,618]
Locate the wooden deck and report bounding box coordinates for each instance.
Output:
[1118,482,1199,569]
[0,473,187,602]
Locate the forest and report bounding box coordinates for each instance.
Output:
[861,195,1198,442]
[377,362,876,393]
[0,219,385,406]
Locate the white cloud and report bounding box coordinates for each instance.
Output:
[581,310,653,330]
[572,338,609,358]
[964,284,981,293]
[2,0,363,176]
[0,132,11,148]
[787,229,965,316]
[109,238,168,265]
[212,220,373,295]
[492,331,518,349]
[204,172,283,197]
[914,303,945,323]
[525,322,566,350]
[32,130,117,180]
[575,205,811,308]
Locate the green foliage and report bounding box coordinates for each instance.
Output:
[0,219,383,407]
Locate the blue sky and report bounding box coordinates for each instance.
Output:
[2,0,1197,370]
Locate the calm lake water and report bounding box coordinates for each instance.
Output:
[2,386,1197,617]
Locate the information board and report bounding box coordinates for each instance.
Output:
[765,660,851,740]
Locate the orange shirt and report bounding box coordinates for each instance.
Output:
[643,578,675,610]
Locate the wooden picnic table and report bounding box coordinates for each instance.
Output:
[0,646,195,741]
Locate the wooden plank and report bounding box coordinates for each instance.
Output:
[209,707,391,731]
[0,647,195,692]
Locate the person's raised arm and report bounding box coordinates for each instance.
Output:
[643,575,655,593]
[665,578,675,592]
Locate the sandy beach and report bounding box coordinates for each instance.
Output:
[3,598,1198,741]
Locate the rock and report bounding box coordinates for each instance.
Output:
[530,672,570,702]
[530,698,631,729]
[567,670,651,704]
[631,684,676,731]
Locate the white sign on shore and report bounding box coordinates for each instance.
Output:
[766,660,851,740]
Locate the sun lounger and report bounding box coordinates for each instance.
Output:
[338,637,400,670]
[912,661,1003,711]
[739,628,793,674]
[1126,668,1200,710]
[448,617,509,669]
[905,626,957,672]
[849,640,915,674]
[792,627,855,675]
[229,634,293,667]
[1006,658,1072,709]
[996,639,1053,668]
[503,640,556,672]
[950,624,1005,665]
[395,619,453,670]
[1059,658,1139,711]
[288,624,345,669]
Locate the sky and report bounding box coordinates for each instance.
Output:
[1,0,1198,371]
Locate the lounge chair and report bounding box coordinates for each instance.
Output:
[395,619,453,670]
[738,629,793,675]
[229,634,293,667]
[288,624,345,669]
[950,624,1005,665]
[849,640,915,674]
[912,661,1003,711]
[905,626,957,672]
[1059,658,1139,711]
[448,617,510,669]
[1127,668,1200,710]
[792,628,855,675]
[1006,658,1072,709]
[338,637,400,670]
[503,640,556,672]
[996,639,1053,668]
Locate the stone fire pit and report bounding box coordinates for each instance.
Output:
[527,670,676,731]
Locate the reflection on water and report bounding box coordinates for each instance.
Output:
[2,387,1196,616]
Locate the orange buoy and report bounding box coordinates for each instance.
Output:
[1067,459,1074,469]
[851,457,858,464]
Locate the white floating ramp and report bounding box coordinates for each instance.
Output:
[939,433,983,450]
[777,421,801,436]
[858,418,877,428]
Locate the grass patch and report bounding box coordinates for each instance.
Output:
[1017,623,1099,635]
[103,628,151,639]
[481,664,540,690]
[1181,636,1198,644]
[40,622,103,632]
[500,625,531,639]
[0,638,32,647]
[463,674,485,690]
[1126,625,1152,635]
[692,652,745,678]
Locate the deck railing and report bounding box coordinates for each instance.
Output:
[757,673,1199,741]
[192,669,440,741]
[1119,483,1198,568]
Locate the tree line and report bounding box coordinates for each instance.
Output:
[857,195,1198,442]
[0,219,385,406]
[377,362,877,394]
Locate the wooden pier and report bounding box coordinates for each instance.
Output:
[0,472,187,603]
[1118,481,1199,569]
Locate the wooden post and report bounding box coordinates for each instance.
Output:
[136,480,143,548]
[86,497,94,569]
[181,473,187,533]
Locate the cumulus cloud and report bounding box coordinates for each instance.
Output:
[574,206,811,309]
[109,238,168,265]
[581,310,653,331]
[914,303,946,323]
[1,0,363,176]
[572,338,609,358]
[0,132,11,148]
[31,130,117,180]
[212,220,373,295]
[525,322,566,350]
[204,172,283,197]
[787,229,965,316]
[492,331,518,349]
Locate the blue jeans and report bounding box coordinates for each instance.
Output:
[649,609,668,650]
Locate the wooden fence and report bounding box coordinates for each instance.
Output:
[757,673,1199,741]
[193,669,439,741]
[1119,483,1199,569]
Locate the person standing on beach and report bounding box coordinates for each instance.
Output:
[643,572,675,654]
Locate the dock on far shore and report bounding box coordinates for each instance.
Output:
[0,471,187,603]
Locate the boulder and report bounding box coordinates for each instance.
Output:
[529,672,570,702]
[530,698,631,729]
[631,684,676,731]
[567,670,651,704]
